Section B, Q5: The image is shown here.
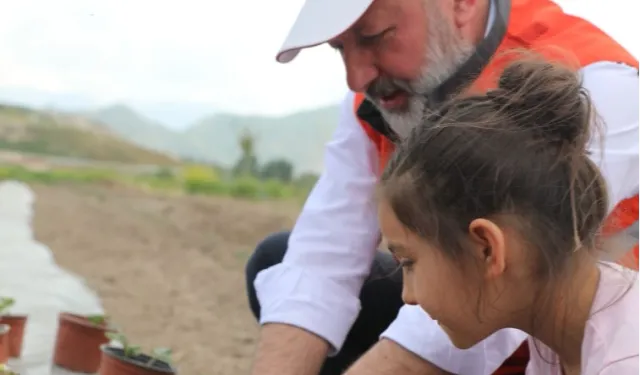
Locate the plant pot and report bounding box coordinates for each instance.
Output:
[0,315,26,358]
[53,313,112,373]
[0,324,10,364]
[98,346,176,375]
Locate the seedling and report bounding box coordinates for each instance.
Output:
[105,331,174,368]
[0,363,18,375]
[0,298,15,315]
[86,314,109,327]
[149,347,173,367]
[105,331,141,358]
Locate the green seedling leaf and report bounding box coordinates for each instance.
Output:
[105,329,171,366]
[125,345,142,358]
[86,314,107,326]
[151,347,173,364]
[105,331,127,344]
[0,298,15,314]
[0,363,18,375]
[105,331,142,359]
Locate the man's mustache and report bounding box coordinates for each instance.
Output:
[366,76,416,100]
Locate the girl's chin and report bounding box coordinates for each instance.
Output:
[437,321,478,350]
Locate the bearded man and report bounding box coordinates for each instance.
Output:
[244,0,639,374]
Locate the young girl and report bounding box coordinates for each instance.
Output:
[377,58,638,374]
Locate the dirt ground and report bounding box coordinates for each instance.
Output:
[31,183,301,374]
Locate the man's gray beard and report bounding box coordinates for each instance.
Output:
[374,11,476,139]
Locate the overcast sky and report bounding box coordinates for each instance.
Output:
[0,0,636,127]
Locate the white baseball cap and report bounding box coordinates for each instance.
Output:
[276,0,375,63]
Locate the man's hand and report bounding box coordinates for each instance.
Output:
[250,323,329,375]
[346,339,454,375]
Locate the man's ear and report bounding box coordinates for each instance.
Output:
[452,0,482,29]
[468,218,506,279]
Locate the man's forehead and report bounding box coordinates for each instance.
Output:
[329,0,409,43]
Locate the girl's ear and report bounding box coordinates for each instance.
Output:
[468,218,507,279]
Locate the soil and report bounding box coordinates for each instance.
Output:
[31,183,300,375]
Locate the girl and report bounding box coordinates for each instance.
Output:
[377,58,638,374]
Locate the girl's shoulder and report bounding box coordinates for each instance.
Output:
[581,262,638,375]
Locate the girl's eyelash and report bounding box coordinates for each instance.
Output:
[399,259,414,268]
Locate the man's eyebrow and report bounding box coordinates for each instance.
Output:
[351,23,365,35]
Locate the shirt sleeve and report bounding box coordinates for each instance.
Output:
[598,357,639,375]
[253,91,382,354]
[381,62,639,374]
[580,61,639,210]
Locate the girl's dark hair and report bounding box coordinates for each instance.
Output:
[380,56,608,279]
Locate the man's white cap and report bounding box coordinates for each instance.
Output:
[276,0,375,63]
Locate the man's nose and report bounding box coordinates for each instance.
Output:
[342,48,378,93]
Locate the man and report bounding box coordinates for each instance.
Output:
[245,0,639,374]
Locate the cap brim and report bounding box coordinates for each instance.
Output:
[276,0,374,63]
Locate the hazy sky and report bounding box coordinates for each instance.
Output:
[0,0,636,123]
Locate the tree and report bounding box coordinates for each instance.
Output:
[261,159,294,183]
[232,129,259,177]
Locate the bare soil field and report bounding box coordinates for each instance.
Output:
[31,183,301,374]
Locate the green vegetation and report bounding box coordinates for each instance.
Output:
[0,103,321,201]
[0,163,317,201]
[0,297,14,315]
[106,331,174,368]
[86,314,109,327]
[0,166,118,185]
[0,363,18,375]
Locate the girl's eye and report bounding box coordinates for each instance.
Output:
[399,259,415,270]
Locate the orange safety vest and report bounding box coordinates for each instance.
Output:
[355,0,639,274]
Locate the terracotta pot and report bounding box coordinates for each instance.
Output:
[53,313,112,373]
[0,315,26,358]
[98,346,177,375]
[0,324,10,364]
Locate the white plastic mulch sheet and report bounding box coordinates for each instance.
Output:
[0,181,104,375]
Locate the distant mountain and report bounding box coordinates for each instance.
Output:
[0,103,178,165]
[91,104,340,174]
[90,104,191,155]
[183,106,340,173]
[0,88,341,173]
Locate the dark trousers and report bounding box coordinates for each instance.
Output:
[245,231,404,375]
